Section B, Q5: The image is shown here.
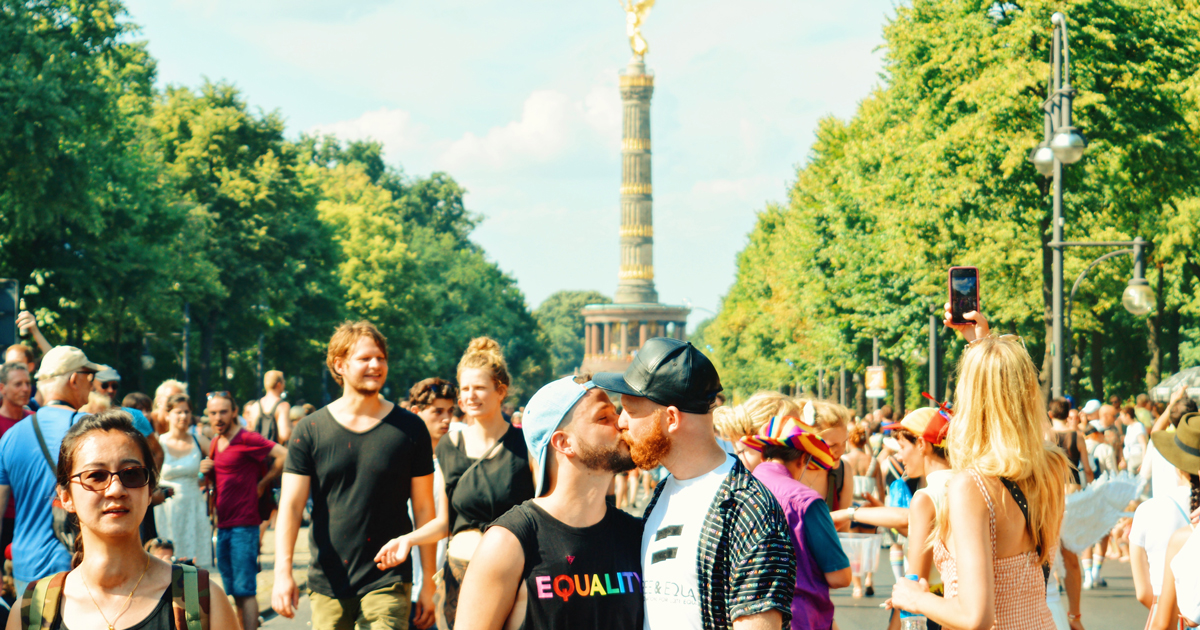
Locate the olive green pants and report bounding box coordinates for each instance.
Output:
[310,582,412,630]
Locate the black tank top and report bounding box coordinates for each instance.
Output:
[437,427,536,534]
[1054,430,1083,484]
[60,587,174,630]
[490,501,644,630]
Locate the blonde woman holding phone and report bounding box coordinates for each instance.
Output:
[891,308,1068,630]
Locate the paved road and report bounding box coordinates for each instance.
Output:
[832,556,1149,630]
[253,486,1151,630]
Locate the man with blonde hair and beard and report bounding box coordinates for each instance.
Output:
[599,338,795,630]
[273,321,441,630]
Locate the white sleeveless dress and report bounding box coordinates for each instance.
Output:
[154,439,214,567]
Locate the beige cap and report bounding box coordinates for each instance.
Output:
[35,346,104,380]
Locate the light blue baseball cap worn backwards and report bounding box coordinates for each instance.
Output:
[523,375,596,497]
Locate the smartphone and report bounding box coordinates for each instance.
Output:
[949,266,979,324]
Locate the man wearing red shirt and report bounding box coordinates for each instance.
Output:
[201,391,286,630]
[0,361,31,551]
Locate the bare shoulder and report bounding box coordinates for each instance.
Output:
[473,526,525,574]
[946,472,989,507]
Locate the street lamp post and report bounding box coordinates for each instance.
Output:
[1029,12,1090,398]
[1060,238,1155,374]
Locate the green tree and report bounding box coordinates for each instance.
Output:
[310,139,551,403]
[534,290,612,377]
[706,0,1200,403]
[149,81,343,398]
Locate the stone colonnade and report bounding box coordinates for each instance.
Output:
[584,319,686,360]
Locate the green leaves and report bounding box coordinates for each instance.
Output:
[707,0,1200,402]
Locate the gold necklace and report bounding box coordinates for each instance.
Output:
[81,554,152,630]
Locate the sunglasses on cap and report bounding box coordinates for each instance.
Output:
[71,466,152,492]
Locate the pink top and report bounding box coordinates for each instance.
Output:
[933,470,1056,629]
[209,427,276,528]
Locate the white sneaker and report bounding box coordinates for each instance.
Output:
[1082,575,1093,590]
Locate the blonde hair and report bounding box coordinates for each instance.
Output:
[713,391,801,440]
[153,379,187,411]
[326,321,388,386]
[800,399,852,431]
[457,337,511,389]
[264,370,285,391]
[933,337,1068,565]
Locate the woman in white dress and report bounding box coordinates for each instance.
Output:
[153,393,214,566]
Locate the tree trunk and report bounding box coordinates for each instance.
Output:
[1146,262,1164,389]
[1070,331,1084,400]
[1039,211,1054,401]
[892,359,907,419]
[1090,330,1104,400]
[854,373,866,418]
[198,312,215,399]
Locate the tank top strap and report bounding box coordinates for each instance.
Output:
[967,469,997,555]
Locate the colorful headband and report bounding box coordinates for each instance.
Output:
[740,415,836,470]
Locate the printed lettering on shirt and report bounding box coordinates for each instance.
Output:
[533,572,643,602]
[642,579,699,606]
[651,524,683,564]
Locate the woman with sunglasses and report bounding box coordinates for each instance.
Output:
[11,409,235,629]
[891,309,1068,630]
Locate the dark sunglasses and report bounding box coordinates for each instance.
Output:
[150,537,174,548]
[71,466,152,492]
[98,381,119,390]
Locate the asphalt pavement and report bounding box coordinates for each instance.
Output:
[831,554,1149,630]
[252,486,1151,630]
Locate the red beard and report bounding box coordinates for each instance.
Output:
[623,409,672,470]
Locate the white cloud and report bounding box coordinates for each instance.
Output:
[309,108,425,156]
[437,90,577,171]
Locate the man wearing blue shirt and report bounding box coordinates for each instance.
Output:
[0,345,102,595]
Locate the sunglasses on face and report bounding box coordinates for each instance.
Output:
[98,381,119,390]
[71,466,152,492]
[76,370,96,382]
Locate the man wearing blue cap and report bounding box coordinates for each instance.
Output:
[455,374,644,630]
[598,337,795,630]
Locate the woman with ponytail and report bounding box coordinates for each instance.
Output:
[437,337,535,627]
[891,308,1068,630]
[10,409,234,629]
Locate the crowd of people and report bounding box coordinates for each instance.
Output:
[0,305,1197,630]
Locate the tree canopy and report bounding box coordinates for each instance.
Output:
[705,0,1200,407]
[1,0,553,406]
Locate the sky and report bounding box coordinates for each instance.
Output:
[122,0,896,329]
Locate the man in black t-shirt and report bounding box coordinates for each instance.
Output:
[456,374,643,630]
[272,321,441,630]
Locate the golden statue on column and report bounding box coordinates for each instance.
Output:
[621,0,655,58]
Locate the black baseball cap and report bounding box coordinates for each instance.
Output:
[594,337,722,414]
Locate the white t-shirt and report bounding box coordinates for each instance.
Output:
[1123,422,1147,470]
[1129,486,1191,595]
[1091,442,1117,475]
[1142,436,1187,500]
[1170,527,1200,625]
[641,455,736,630]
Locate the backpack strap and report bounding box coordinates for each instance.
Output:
[171,564,211,630]
[21,572,68,629]
[999,477,1051,585]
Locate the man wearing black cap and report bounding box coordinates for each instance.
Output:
[597,338,795,630]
